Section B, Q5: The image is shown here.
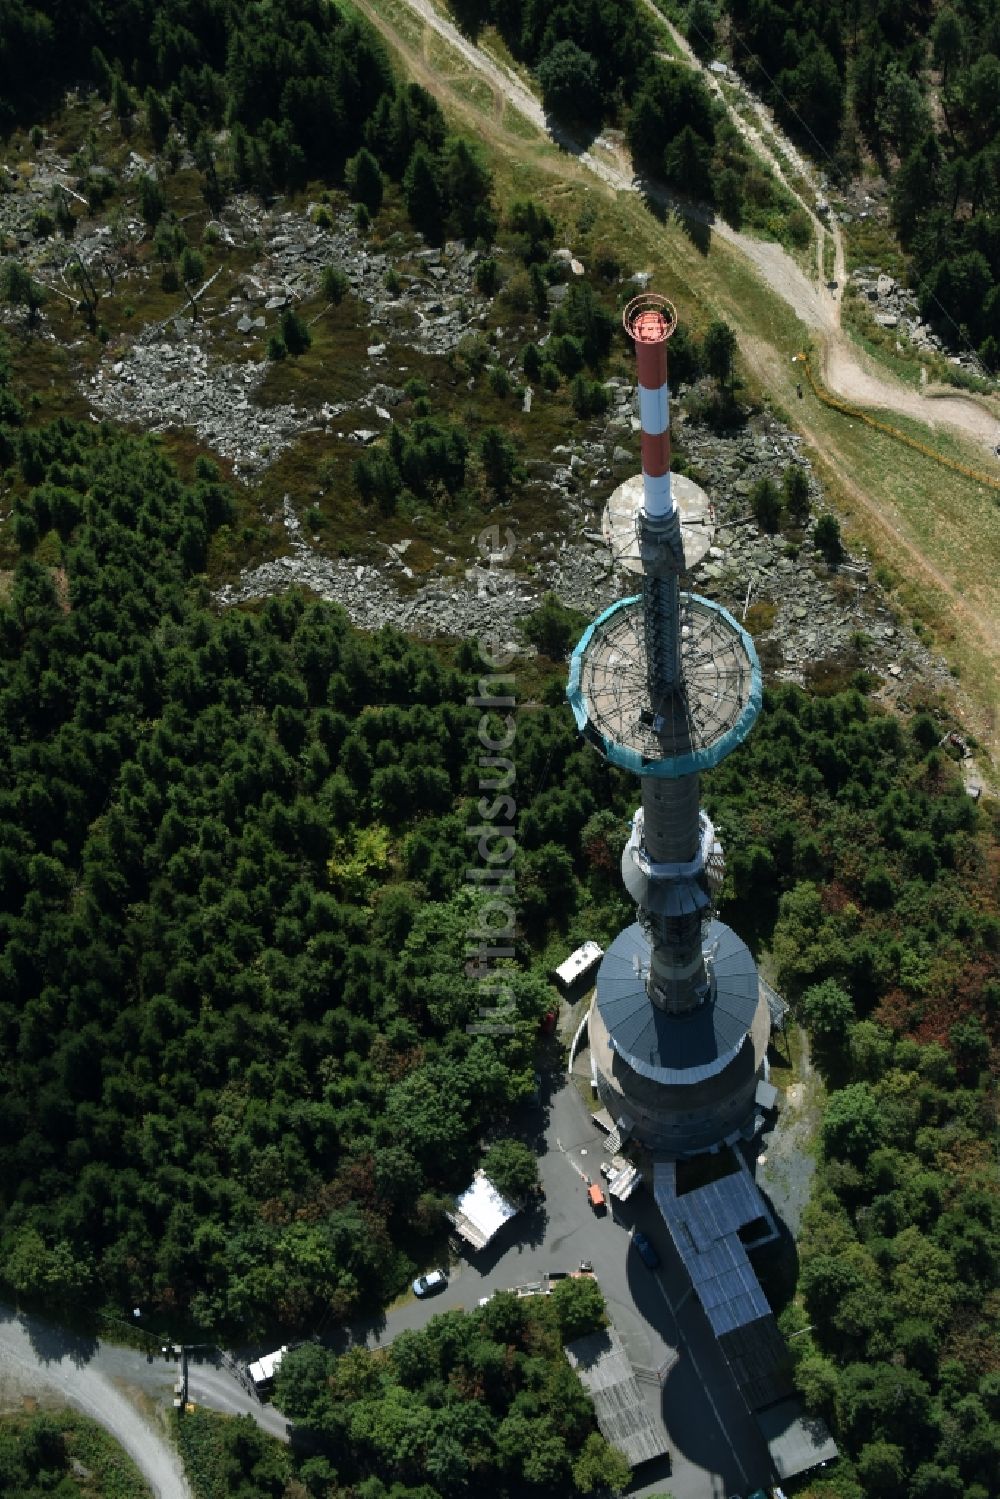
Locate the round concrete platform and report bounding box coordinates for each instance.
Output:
[603,473,714,575]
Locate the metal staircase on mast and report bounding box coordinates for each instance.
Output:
[603,1117,633,1158]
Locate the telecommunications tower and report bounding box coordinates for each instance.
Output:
[568,294,770,1155]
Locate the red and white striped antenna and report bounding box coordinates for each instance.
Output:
[623,293,677,521]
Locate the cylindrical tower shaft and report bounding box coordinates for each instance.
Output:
[569,290,765,1147]
[629,297,686,699]
[641,775,701,864]
[624,295,706,1013]
[568,280,767,1147]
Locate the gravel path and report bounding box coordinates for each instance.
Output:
[755,1034,821,1239]
[0,1305,191,1499]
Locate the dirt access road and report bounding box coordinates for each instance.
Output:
[0,1303,191,1499]
[370,0,1000,453]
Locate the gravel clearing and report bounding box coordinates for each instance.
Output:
[754,1037,821,1240]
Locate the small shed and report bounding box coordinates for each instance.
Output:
[756,1397,839,1480]
[554,941,603,993]
[448,1171,519,1251]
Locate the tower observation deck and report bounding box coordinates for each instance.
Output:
[567,294,769,1155]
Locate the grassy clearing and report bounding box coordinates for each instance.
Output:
[840,209,910,279]
[373,0,425,48]
[255,295,374,408]
[822,233,836,282]
[642,5,685,57]
[765,1014,816,1100]
[572,1070,604,1115]
[0,1409,153,1499]
[427,29,497,112]
[447,69,500,115]
[646,0,689,29]
[502,101,540,140]
[791,377,1000,747]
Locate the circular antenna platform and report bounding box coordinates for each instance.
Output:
[623,292,677,344]
[568,595,761,777]
[603,473,714,575]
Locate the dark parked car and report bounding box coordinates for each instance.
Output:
[631,1231,660,1269]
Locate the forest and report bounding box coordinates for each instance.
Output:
[0,362,996,1489]
[719,0,1000,363]
[447,0,1000,365]
[0,0,494,237]
[267,1283,628,1497]
[0,405,569,1337]
[0,2,997,1495]
[448,0,803,243]
[165,1282,623,1499]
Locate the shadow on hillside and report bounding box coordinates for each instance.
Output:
[548,112,606,162]
[10,1305,99,1369]
[635,173,714,256]
[447,0,486,40]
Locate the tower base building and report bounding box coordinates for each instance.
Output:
[589,920,770,1155]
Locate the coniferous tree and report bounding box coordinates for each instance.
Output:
[403,142,444,240]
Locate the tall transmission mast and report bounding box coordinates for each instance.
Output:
[567,294,770,1155]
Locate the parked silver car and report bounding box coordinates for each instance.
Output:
[412,1268,448,1297]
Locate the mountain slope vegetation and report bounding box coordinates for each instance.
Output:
[717,0,1000,361]
[0,4,997,1497]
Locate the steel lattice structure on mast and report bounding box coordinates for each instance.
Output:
[567,294,771,1155]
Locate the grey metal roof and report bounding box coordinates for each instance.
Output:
[654,1162,773,1337]
[720,1318,794,1410]
[595,920,758,1082]
[669,1167,771,1251]
[756,1078,779,1111]
[565,1326,670,1467]
[653,1159,794,1409]
[756,1398,839,1478]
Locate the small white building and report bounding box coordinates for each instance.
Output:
[448,1170,519,1251]
[248,1345,287,1390]
[554,940,603,993]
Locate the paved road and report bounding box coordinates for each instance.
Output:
[341,1074,773,1499]
[0,1300,290,1494]
[0,1077,772,1499]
